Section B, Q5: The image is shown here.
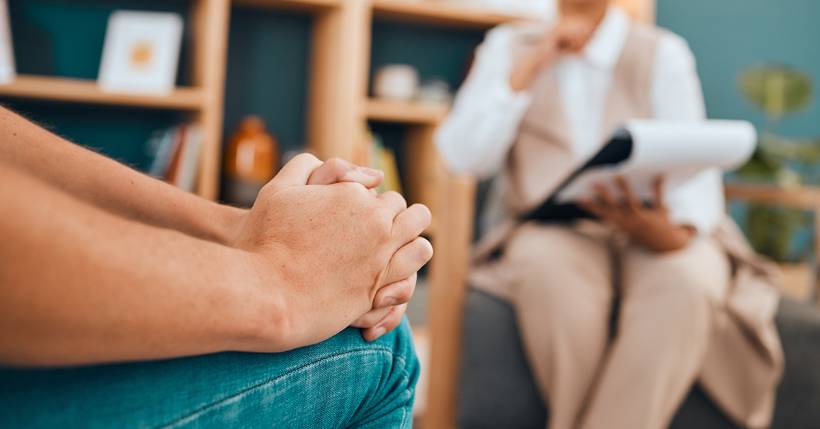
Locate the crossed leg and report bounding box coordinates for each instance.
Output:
[580,238,729,429]
[0,320,419,429]
[507,224,615,429]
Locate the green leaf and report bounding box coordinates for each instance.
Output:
[739,65,813,120]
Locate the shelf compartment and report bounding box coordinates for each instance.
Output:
[0,75,205,110]
[365,98,449,124]
[371,0,525,28]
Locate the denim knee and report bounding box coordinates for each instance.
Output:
[0,319,421,429]
[343,318,420,428]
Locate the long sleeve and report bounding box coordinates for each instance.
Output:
[435,26,534,179]
[652,33,725,236]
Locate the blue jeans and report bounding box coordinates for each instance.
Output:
[0,320,419,428]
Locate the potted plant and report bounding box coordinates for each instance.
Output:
[735,65,817,266]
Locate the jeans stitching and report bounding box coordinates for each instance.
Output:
[160,347,412,428]
[347,366,415,429]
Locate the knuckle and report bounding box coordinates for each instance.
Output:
[337,182,371,201]
[325,157,350,172]
[372,207,394,236]
[337,181,361,193]
[386,308,406,328]
[293,152,319,164]
[360,313,380,328]
[385,191,407,207]
[395,283,414,302]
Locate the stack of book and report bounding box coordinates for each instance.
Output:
[147,124,203,192]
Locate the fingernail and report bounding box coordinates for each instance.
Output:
[370,327,386,340]
[358,167,383,177]
[381,296,399,307]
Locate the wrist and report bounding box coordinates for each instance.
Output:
[209,203,249,246]
[510,47,557,92]
[224,249,295,353]
[510,56,541,92]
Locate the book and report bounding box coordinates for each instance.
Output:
[146,123,203,192]
[173,125,203,192]
[523,120,757,222]
[147,125,181,178]
[164,125,186,185]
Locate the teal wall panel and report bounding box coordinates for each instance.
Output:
[658,0,820,261]
[370,20,485,93]
[368,20,487,203]
[4,0,191,170]
[10,0,191,83]
[223,6,310,155]
[3,1,313,172]
[658,0,820,138]
[4,101,183,171]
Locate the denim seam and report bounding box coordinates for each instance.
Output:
[160,347,412,428]
[350,363,414,429]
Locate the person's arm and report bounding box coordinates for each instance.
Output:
[435,26,534,179]
[579,33,718,252]
[651,33,725,236]
[436,18,596,179]
[0,107,244,245]
[0,166,262,366]
[0,108,383,247]
[0,155,431,367]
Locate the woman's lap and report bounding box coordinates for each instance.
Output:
[0,319,419,429]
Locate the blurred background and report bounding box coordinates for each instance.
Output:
[2,0,819,428]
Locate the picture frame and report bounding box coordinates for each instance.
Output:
[98,11,183,95]
[0,0,16,84]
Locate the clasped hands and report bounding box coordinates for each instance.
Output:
[579,176,695,252]
[231,154,432,352]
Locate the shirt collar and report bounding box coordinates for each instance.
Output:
[581,6,630,70]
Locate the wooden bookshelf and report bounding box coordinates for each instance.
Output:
[0,75,204,110]
[365,98,449,124]
[371,0,526,28]
[233,0,341,12]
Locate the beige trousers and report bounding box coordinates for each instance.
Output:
[506,223,730,429]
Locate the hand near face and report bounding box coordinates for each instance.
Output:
[551,15,597,54]
[510,15,597,92]
[579,176,695,252]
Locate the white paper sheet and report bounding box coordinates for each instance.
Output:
[556,120,757,203]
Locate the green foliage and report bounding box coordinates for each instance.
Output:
[744,205,812,261]
[736,64,816,262]
[739,65,813,121]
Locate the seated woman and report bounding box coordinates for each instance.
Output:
[437,1,782,428]
[0,106,432,428]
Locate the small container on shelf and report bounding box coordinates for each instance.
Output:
[373,64,420,101]
[223,116,279,207]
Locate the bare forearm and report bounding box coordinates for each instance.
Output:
[0,107,244,244]
[0,168,272,366]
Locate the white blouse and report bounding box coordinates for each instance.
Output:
[435,7,725,235]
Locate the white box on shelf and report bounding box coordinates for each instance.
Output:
[0,0,15,84]
[98,11,183,95]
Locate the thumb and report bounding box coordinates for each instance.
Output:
[308,158,384,189]
[268,153,323,190]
